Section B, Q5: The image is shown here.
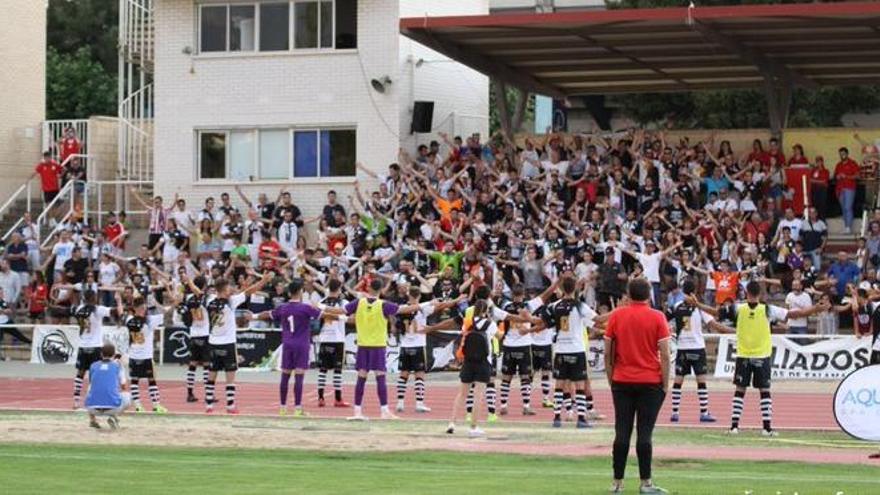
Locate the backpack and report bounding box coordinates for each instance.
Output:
[462,319,491,364]
[455,319,491,364]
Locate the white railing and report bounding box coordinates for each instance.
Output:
[42,119,89,166]
[84,180,152,229]
[1,153,93,243]
[36,180,77,248]
[120,0,153,67]
[118,84,153,181]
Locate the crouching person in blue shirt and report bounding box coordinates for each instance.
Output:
[85,343,131,429]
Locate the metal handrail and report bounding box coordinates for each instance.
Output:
[36,180,75,248]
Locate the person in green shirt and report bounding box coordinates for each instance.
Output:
[416,243,465,279]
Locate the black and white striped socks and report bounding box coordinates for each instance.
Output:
[333,370,343,401]
[731,389,745,429]
[415,377,426,404]
[131,382,141,405]
[575,390,587,421]
[698,382,710,415]
[397,375,408,401]
[73,376,83,402]
[226,384,236,409]
[760,390,773,431]
[317,369,327,399]
[671,382,683,414]
[148,380,161,406]
[500,379,511,407]
[521,378,532,408]
[553,388,564,420]
[486,382,497,414]
[186,366,196,392]
[205,380,215,405]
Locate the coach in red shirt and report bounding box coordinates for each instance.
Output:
[604,278,671,494]
[834,147,860,234]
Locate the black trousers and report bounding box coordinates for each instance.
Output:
[612,382,665,481]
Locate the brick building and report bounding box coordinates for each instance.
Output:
[153,0,489,217]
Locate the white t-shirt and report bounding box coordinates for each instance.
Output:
[502,300,533,348]
[74,305,112,348]
[318,296,348,343]
[52,241,75,271]
[98,261,120,287]
[400,302,435,348]
[777,218,803,241]
[784,291,812,328]
[528,297,555,346]
[551,299,597,354]
[171,209,194,237]
[127,314,163,360]
[636,251,663,283]
[675,304,714,351]
[207,293,246,345]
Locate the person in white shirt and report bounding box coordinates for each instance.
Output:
[775,208,803,242]
[396,287,463,413]
[278,210,299,256]
[500,285,539,416]
[784,279,813,344]
[670,280,734,423]
[541,276,600,428]
[203,272,273,413]
[624,239,682,308]
[70,290,115,409]
[315,279,349,408]
[118,295,167,414]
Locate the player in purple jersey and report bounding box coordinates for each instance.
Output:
[254,279,345,417]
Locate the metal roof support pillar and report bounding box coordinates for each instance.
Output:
[764,79,792,139]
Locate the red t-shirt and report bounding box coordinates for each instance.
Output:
[834,158,860,191]
[258,240,282,268]
[787,155,809,167]
[811,167,830,186]
[29,284,48,313]
[60,138,81,163]
[35,161,62,192]
[604,301,670,384]
[103,223,124,246]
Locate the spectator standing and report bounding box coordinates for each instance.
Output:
[809,157,830,219]
[834,147,860,234]
[58,126,82,165]
[799,207,827,269]
[5,232,30,288]
[129,187,176,250]
[604,278,671,494]
[32,151,63,205]
[785,279,813,344]
[0,261,22,309]
[827,251,861,299]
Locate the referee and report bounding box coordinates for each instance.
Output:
[604,278,671,494]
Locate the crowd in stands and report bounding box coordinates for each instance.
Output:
[2,128,880,354]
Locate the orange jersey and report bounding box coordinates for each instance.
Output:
[712,272,740,304]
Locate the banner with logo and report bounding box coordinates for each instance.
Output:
[714,335,871,380]
[833,365,880,441]
[162,327,282,369]
[30,325,129,365]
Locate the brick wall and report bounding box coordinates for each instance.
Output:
[0,1,45,202]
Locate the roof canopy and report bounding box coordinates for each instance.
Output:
[400,1,880,99]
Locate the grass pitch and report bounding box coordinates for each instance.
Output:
[0,442,876,495]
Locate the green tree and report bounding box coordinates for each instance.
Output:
[48,0,118,72]
[46,47,117,119]
[604,0,880,128]
[489,80,535,136]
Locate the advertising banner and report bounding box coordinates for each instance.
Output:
[714,335,871,380]
[833,364,880,442]
[30,325,129,364]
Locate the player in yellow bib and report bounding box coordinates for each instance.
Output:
[343,279,420,421]
[693,281,824,436]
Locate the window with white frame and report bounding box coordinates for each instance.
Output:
[198,128,356,180]
[198,0,357,53]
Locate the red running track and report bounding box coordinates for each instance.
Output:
[0,377,837,430]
